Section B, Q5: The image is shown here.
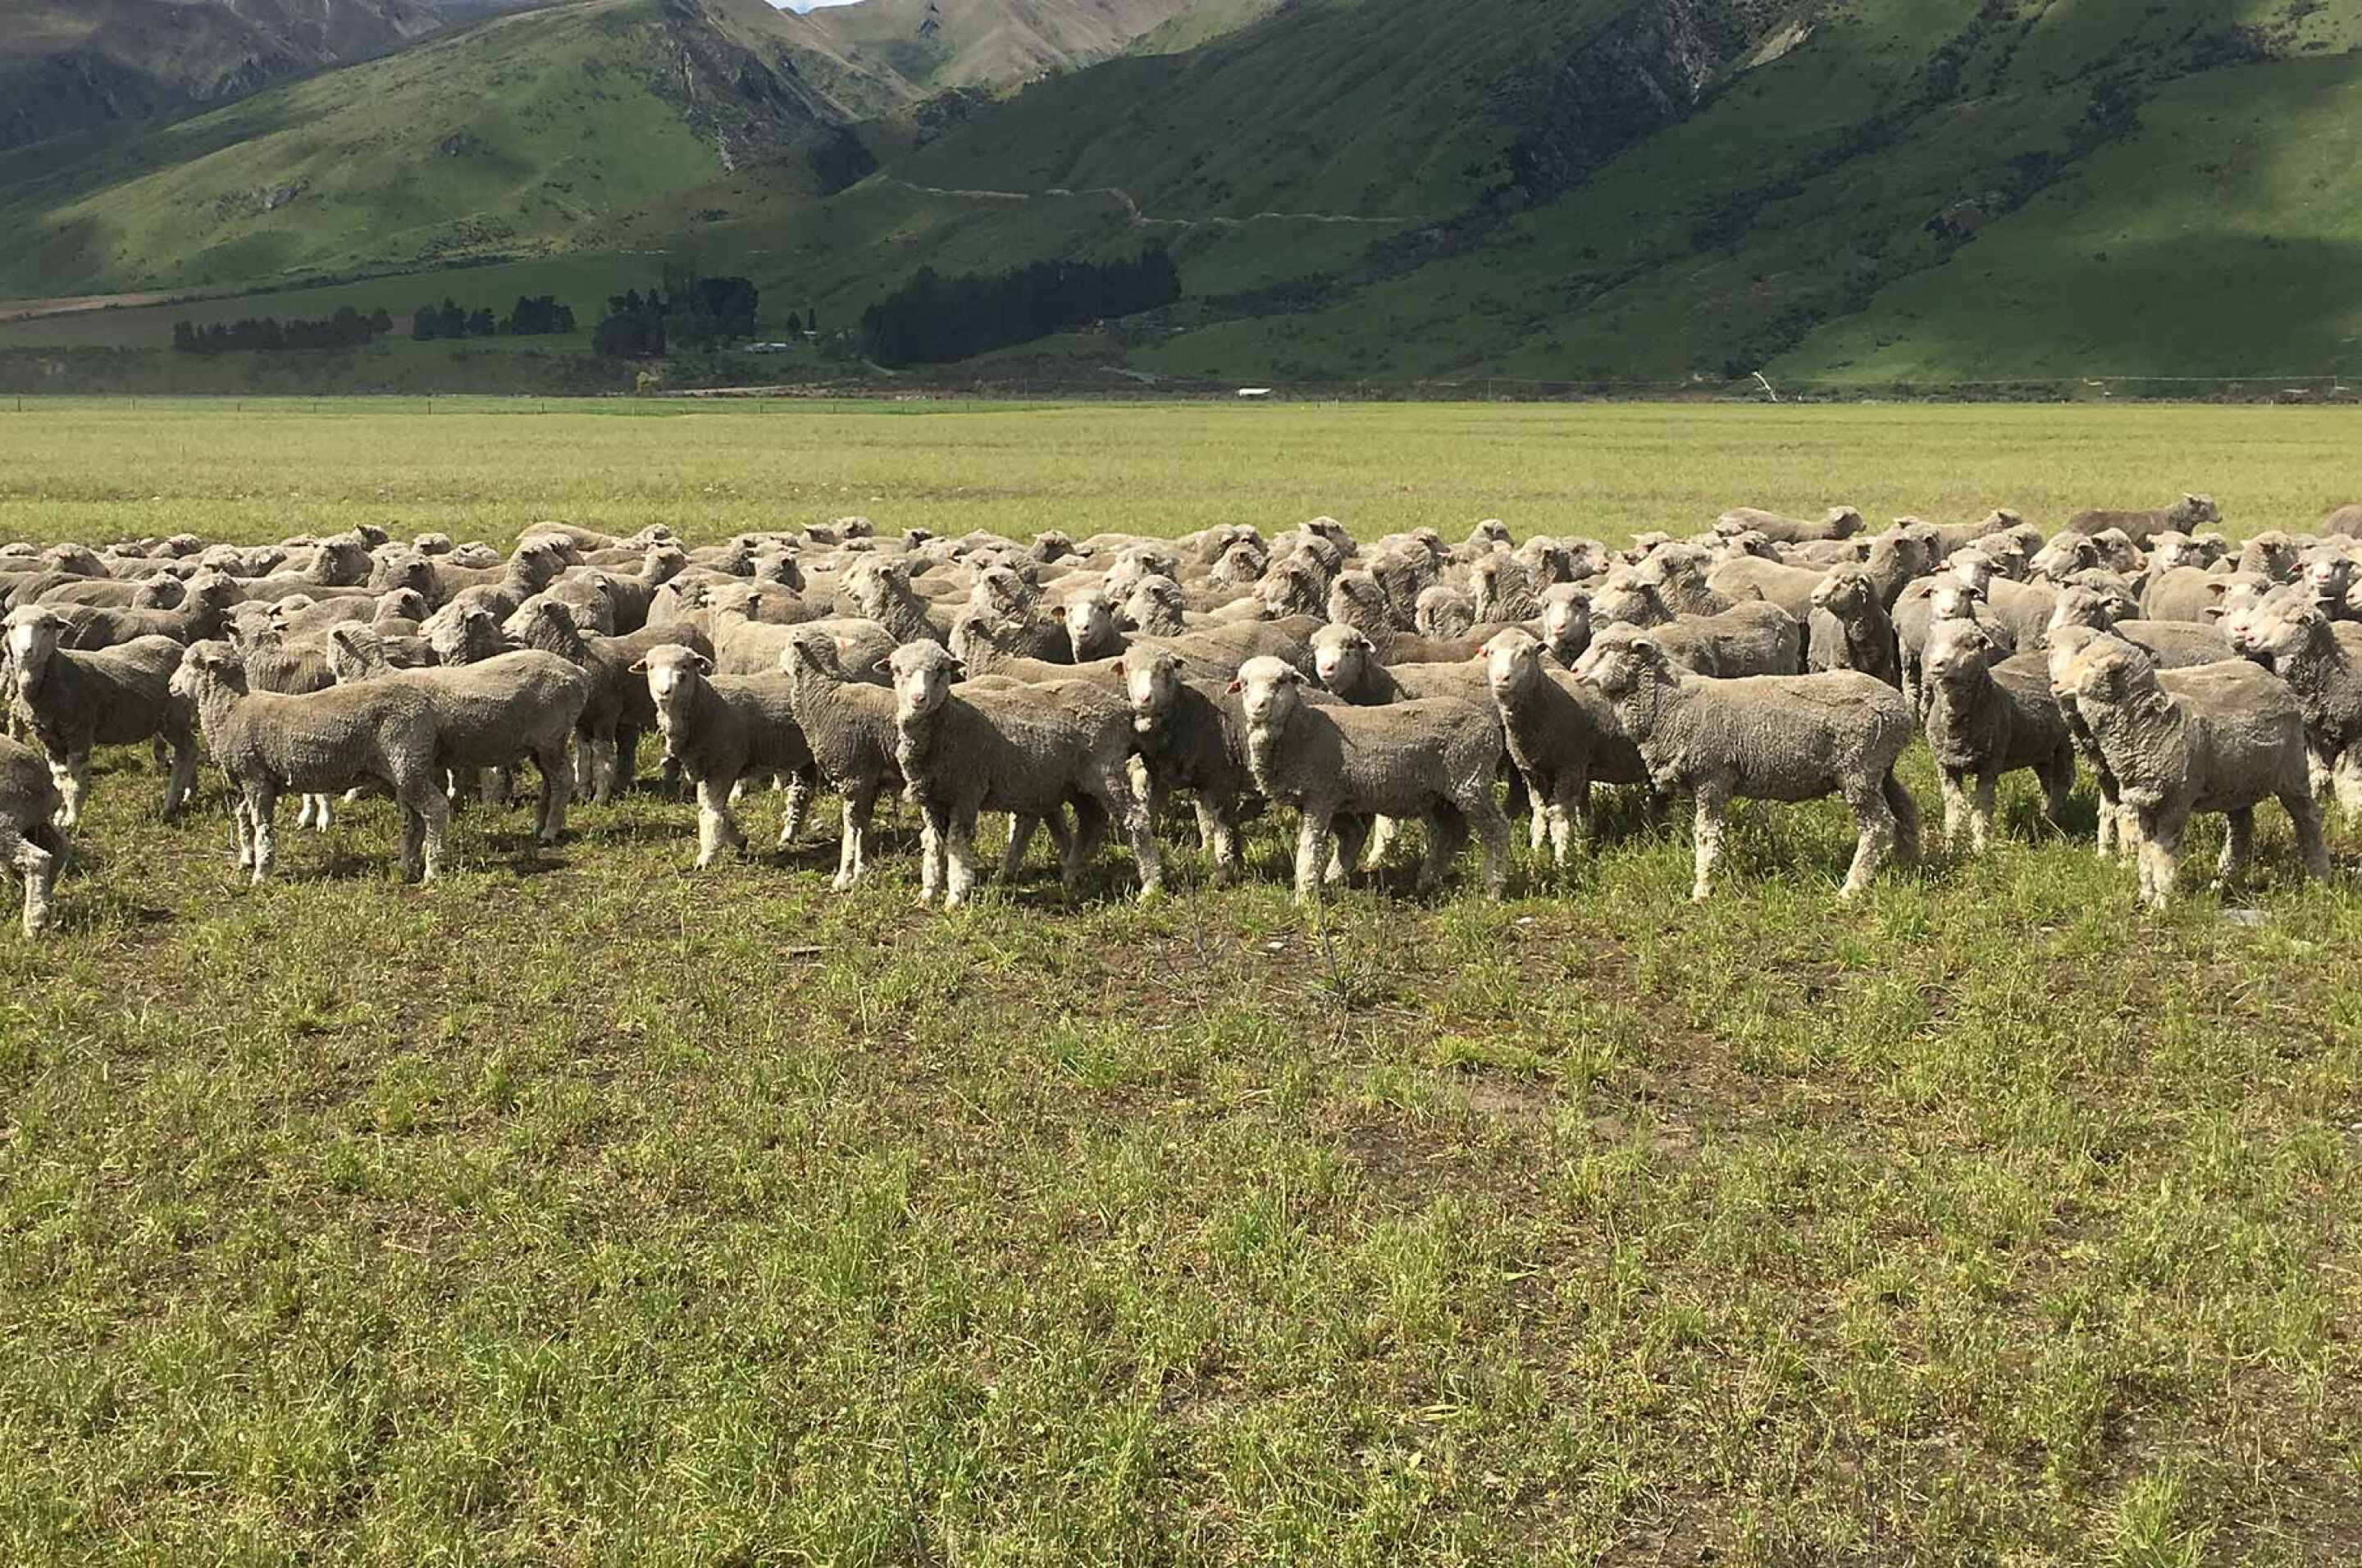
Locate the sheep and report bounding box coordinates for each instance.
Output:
[1538,586,1594,666]
[778,629,905,889]
[2051,635,2325,905]
[2325,504,2362,538]
[1807,567,1901,686]
[2297,546,2358,618]
[1469,554,1539,624]
[1057,589,1128,662]
[2061,494,2220,546]
[2235,531,2304,584]
[1230,655,1506,903]
[2046,585,2233,668]
[1631,545,1734,618]
[1119,649,1256,885]
[1327,573,1481,663]
[1918,621,2075,852]
[1705,554,1829,619]
[505,599,713,803]
[632,645,817,868]
[422,536,571,609]
[843,557,951,645]
[167,641,450,883]
[222,617,344,830]
[3,608,196,827]
[1480,627,1648,863]
[2142,565,2269,625]
[2224,596,2362,812]
[43,571,240,650]
[1417,585,1478,640]
[884,640,1162,907]
[1714,505,1865,545]
[0,735,66,936]
[372,651,593,846]
[34,571,185,610]
[1571,627,1919,901]
[1590,577,1803,677]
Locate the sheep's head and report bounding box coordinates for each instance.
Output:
[1719,530,1781,562]
[632,643,714,718]
[1463,517,1512,553]
[504,598,577,648]
[1481,627,1547,698]
[1539,585,1592,659]
[1309,624,1377,692]
[43,543,104,576]
[2085,528,2141,575]
[449,541,502,569]
[705,581,769,625]
[316,535,373,586]
[1304,517,1356,556]
[2046,586,2123,635]
[369,546,435,595]
[969,566,1033,616]
[846,556,913,618]
[413,532,455,556]
[1320,571,1385,637]
[2197,575,2269,624]
[1056,591,1123,660]
[168,640,246,702]
[1117,650,1182,733]
[1210,538,1268,586]
[1229,654,1302,731]
[642,543,691,586]
[1124,575,1188,636]
[1259,560,1321,618]
[2238,531,2301,583]
[1029,530,1076,563]
[2301,548,2356,607]
[2028,537,2094,585]
[752,549,803,589]
[1824,506,1867,538]
[430,605,506,665]
[1928,581,1986,624]
[1589,571,1666,630]
[162,533,205,558]
[1922,619,2001,689]
[2146,531,2203,572]
[1416,585,1475,640]
[224,603,281,651]
[1947,549,1999,595]
[1867,529,1931,585]
[1102,546,1179,601]
[376,589,428,626]
[1571,625,1669,700]
[1470,554,1530,618]
[2227,595,2324,667]
[1811,567,1875,620]
[781,628,846,685]
[2055,636,2163,716]
[884,640,960,726]
[511,539,572,590]
[2169,493,2222,529]
[4,606,70,684]
[133,572,186,610]
[1516,535,1578,583]
[325,624,392,683]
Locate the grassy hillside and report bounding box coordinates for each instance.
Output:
[806,0,1205,92]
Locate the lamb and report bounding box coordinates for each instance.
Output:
[2052,635,2325,905]
[1713,505,1865,545]
[2045,585,2233,668]
[778,629,905,889]
[1807,567,1901,686]
[373,651,593,846]
[1119,650,1256,886]
[844,557,951,645]
[505,599,712,803]
[1480,628,1648,864]
[3,608,196,827]
[0,735,66,935]
[2224,596,2362,811]
[1918,621,2076,852]
[1572,627,1919,900]
[632,645,817,868]
[167,641,450,883]
[1230,656,1506,902]
[884,640,1162,907]
[2061,494,2220,546]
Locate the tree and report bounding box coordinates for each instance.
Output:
[369,307,393,335]
[438,299,467,339]
[413,303,440,342]
[467,307,498,338]
[781,309,801,336]
[171,321,196,353]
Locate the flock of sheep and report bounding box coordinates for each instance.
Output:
[4,492,2361,935]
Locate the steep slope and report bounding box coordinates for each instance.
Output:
[0,0,543,151]
[804,0,1206,93]
[0,0,913,294]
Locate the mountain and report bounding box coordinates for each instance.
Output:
[804,0,1207,93]
[0,0,547,150]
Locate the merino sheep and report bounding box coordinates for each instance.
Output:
[2062,494,2221,545]
[1714,505,1865,545]
[3,607,196,826]
[2052,635,2325,905]
[1480,627,1648,863]
[1231,655,1507,904]
[2045,585,2233,669]
[2225,596,2362,811]
[1919,621,2075,851]
[506,599,711,802]
[634,645,817,868]
[885,640,1161,907]
[375,651,593,846]
[1572,627,1919,900]
[168,641,450,883]
[1119,649,1256,886]
[1807,567,1901,686]
[779,629,905,889]
[0,734,66,935]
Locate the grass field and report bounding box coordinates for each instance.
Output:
[3,399,2361,1564]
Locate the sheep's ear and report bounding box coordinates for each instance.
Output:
[692,653,714,675]
[1226,677,1245,693]
[1051,605,1068,622]
[1113,659,1126,677]
[628,657,649,672]
[872,656,895,676]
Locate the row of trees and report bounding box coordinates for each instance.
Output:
[412,294,577,341]
[590,275,763,358]
[857,248,1181,367]
[171,307,391,353]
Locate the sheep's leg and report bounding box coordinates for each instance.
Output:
[917,805,945,904]
[248,785,280,883]
[1057,795,1111,890]
[1360,814,1398,873]
[230,794,256,870]
[1464,786,1511,900]
[1116,786,1162,901]
[2037,755,2075,833]
[1884,770,1921,865]
[2286,789,2331,881]
[1840,776,1898,899]
[2095,773,2124,860]
[1689,786,1726,902]
[295,793,318,831]
[163,736,196,820]
[780,766,814,848]
[2307,745,2331,799]
[1293,810,1332,905]
[1968,769,1998,855]
[1,823,57,937]
[1937,768,1968,851]
[835,782,879,891]
[535,743,572,846]
[412,782,451,882]
[1329,814,1370,887]
[52,754,88,830]
[1003,814,1042,880]
[1202,800,1241,887]
[2137,807,2181,908]
[481,766,511,808]
[1417,805,1468,891]
[694,776,743,868]
[945,809,980,908]
[2217,806,2255,885]
[572,732,597,800]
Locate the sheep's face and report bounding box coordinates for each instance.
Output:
[413,533,455,556]
[1058,594,1121,659]
[642,544,690,586]
[2228,599,2319,665]
[2058,640,2159,713]
[1923,621,1999,688]
[162,534,204,558]
[317,537,372,585]
[1261,563,1319,618]
[705,583,766,624]
[1589,573,1662,630]
[5,608,67,683]
[1310,626,1375,691]
[135,573,185,610]
[1928,582,1984,624]
[1029,531,1075,563]
[971,567,1030,615]
[1125,577,1186,635]
[2147,532,2202,572]
[1211,540,1267,586]
[1539,587,1591,654]
[2086,529,2141,574]
[430,609,502,665]
[378,590,428,626]
[1482,629,1545,696]
[2301,550,2355,604]
[169,641,245,702]
[449,543,501,569]
[1230,657,1302,731]
[2171,494,2222,528]
[2240,533,2300,583]
[1722,531,1780,562]
[1811,570,1873,619]
[2046,588,2116,634]
[1570,627,1662,700]
[1465,518,1511,552]
[847,558,912,617]
[224,604,279,650]
[635,646,713,719]
[1825,506,1867,538]
[2199,577,2267,624]
[1947,549,1999,594]
[885,644,958,725]
[1118,653,1180,732]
